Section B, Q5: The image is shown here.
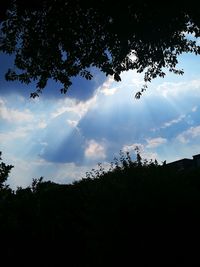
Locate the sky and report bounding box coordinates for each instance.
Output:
[1,51,200,189]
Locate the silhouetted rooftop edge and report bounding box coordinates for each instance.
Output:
[167,153,200,170]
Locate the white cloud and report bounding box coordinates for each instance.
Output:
[85,140,106,160]
[122,143,158,161]
[67,119,79,128]
[0,98,34,123]
[40,142,48,146]
[146,137,167,148]
[161,114,186,129]
[0,126,32,143]
[47,162,90,184]
[141,151,158,161]
[152,112,194,132]
[38,120,47,129]
[176,125,200,143]
[123,143,144,153]
[192,106,198,112]
[99,76,118,96]
[6,156,92,189]
[123,138,166,152]
[102,87,117,96]
[156,79,200,98]
[51,95,97,119]
[38,142,48,156]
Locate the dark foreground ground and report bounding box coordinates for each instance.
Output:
[1,154,200,266]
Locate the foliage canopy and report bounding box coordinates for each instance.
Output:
[1,1,200,97]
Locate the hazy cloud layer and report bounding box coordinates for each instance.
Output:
[1,53,200,188]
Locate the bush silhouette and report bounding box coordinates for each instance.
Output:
[0,151,200,265]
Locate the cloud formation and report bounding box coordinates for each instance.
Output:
[0,127,30,143]
[85,140,106,160]
[146,137,167,148]
[176,125,200,143]
[7,155,92,189]
[2,53,200,188]
[161,114,186,129]
[122,143,158,161]
[0,98,33,123]
[99,76,118,96]
[155,79,200,99]
[51,95,97,119]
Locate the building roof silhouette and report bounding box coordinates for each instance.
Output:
[167,154,200,170]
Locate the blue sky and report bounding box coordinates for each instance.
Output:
[1,51,200,189]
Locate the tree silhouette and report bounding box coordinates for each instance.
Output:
[0,152,13,188]
[1,1,200,97]
[0,151,200,265]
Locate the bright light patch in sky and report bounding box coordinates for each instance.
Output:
[1,52,200,189]
[85,139,106,160]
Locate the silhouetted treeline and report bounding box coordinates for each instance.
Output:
[1,151,200,265]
